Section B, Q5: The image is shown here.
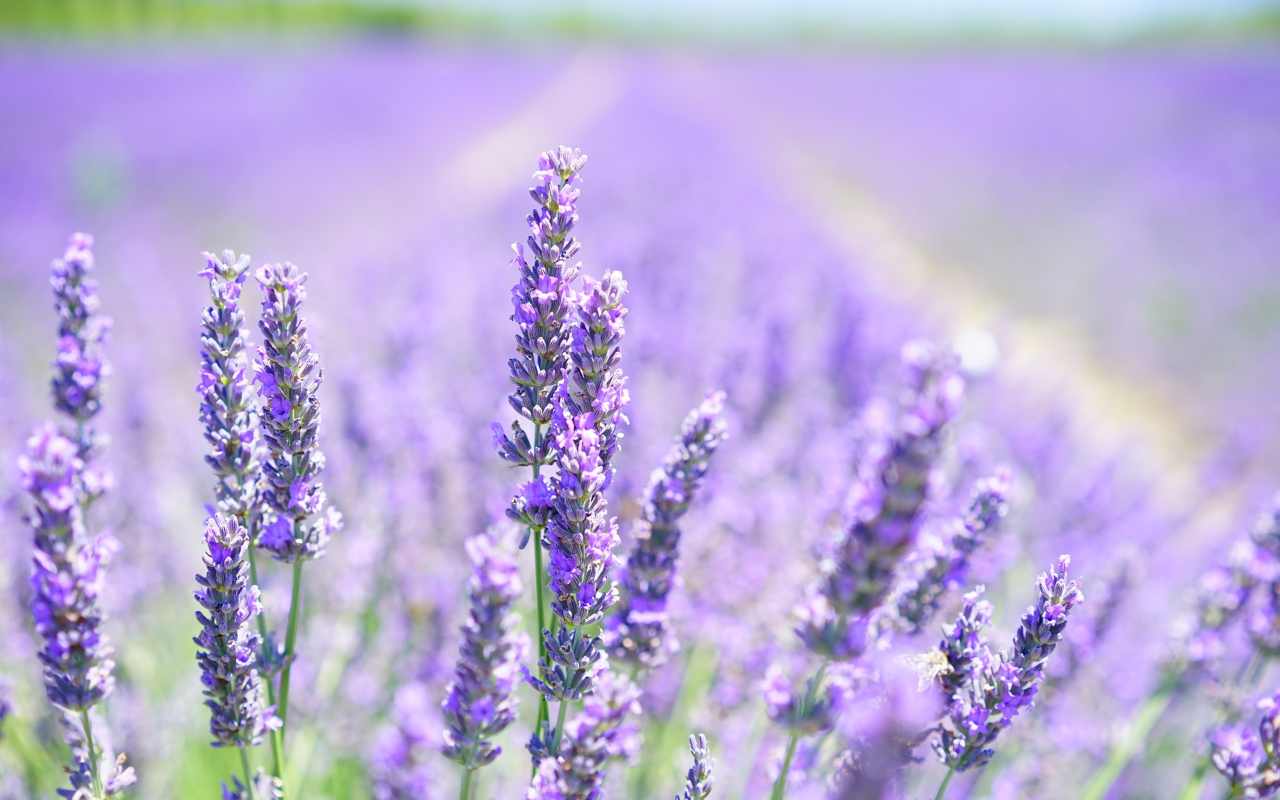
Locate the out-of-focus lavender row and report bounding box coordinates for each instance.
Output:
[0,44,1274,799]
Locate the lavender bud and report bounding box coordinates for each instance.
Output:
[254,262,342,562]
[1211,690,1280,796]
[49,233,112,457]
[607,391,728,670]
[527,670,641,800]
[194,514,276,748]
[677,733,713,800]
[60,753,136,799]
[198,251,260,524]
[937,586,994,701]
[441,531,529,770]
[497,146,587,466]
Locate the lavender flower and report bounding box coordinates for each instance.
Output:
[20,424,117,712]
[194,514,275,748]
[885,473,1009,636]
[0,679,11,740]
[1247,500,1280,657]
[198,251,260,523]
[1211,690,1280,797]
[762,663,856,737]
[607,391,728,670]
[677,733,714,800]
[49,233,112,456]
[799,342,964,660]
[527,670,641,800]
[221,773,282,800]
[371,683,439,800]
[936,587,995,701]
[254,261,342,562]
[441,531,529,770]
[494,146,587,470]
[932,556,1084,771]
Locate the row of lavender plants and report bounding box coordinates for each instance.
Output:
[2,146,1276,799]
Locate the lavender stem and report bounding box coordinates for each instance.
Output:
[277,558,305,738]
[459,768,473,800]
[77,710,103,798]
[771,734,800,800]
[532,422,551,732]
[239,747,256,800]
[934,766,956,800]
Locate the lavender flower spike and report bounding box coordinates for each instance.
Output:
[494,146,587,470]
[799,342,964,660]
[607,391,727,670]
[527,670,641,800]
[442,530,529,770]
[198,251,260,523]
[932,555,1084,772]
[254,261,342,562]
[559,270,630,482]
[886,472,1010,636]
[194,514,276,748]
[50,233,112,457]
[1211,690,1280,797]
[677,733,714,800]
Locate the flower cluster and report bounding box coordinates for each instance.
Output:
[254,261,342,562]
[1211,690,1280,797]
[441,531,529,770]
[495,146,587,469]
[193,514,276,748]
[49,232,112,455]
[884,472,1009,636]
[527,671,641,800]
[607,391,728,670]
[763,663,857,737]
[798,342,965,660]
[198,251,260,523]
[932,556,1084,771]
[677,733,713,800]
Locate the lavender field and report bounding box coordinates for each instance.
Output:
[1,39,1278,800]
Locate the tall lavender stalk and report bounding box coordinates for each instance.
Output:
[442,531,529,795]
[252,261,342,781]
[50,233,111,461]
[930,556,1084,797]
[495,146,587,738]
[607,391,727,672]
[677,734,714,800]
[527,670,640,800]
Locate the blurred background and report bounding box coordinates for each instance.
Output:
[1,1,1278,798]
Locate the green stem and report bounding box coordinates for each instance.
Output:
[552,696,571,752]
[1177,759,1209,800]
[770,733,800,800]
[239,747,257,800]
[933,766,956,800]
[530,423,551,766]
[245,526,282,781]
[277,558,305,736]
[1081,678,1179,800]
[460,768,474,800]
[77,710,103,798]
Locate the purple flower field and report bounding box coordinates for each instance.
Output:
[0,40,1278,800]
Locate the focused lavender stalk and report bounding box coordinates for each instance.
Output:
[442,531,529,791]
[1211,690,1280,797]
[931,556,1084,792]
[883,473,1009,636]
[495,146,587,738]
[527,671,641,800]
[21,425,134,798]
[194,514,276,793]
[607,391,727,671]
[50,233,111,460]
[677,734,713,800]
[253,261,342,773]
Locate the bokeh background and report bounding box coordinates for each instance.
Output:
[1,1,1278,798]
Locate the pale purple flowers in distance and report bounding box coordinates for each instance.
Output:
[677,734,713,800]
[441,531,529,770]
[20,424,118,712]
[49,233,112,449]
[495,146,587,469]
[607,391,727,670]
[254,261,342,562]
[1211,690,1280,797]
[932,556,1084,771]
[194,514,276,748]
[198,251,260,522]
[527,671,641,800]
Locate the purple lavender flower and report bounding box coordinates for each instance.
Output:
[49,233,112,456]
[0,678,11,740]
[20,424,117,712]
[1246,500,1280,657]
[932,556,1084,771]
[371,683,439,800]
[441,530,529,770]
[936,587,995,701]
[527,670,641,800]
[494,146,587,470]
[198,251,260,523]
[677,733,713,800]
[221,773,282,800]
[799,342,964,660]
[607,391,728,670]
[194,514,275,748]
[254,261,342,562]
[1211,690,1280,797]
[884,473,1009,636]
[762,663,856,737]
